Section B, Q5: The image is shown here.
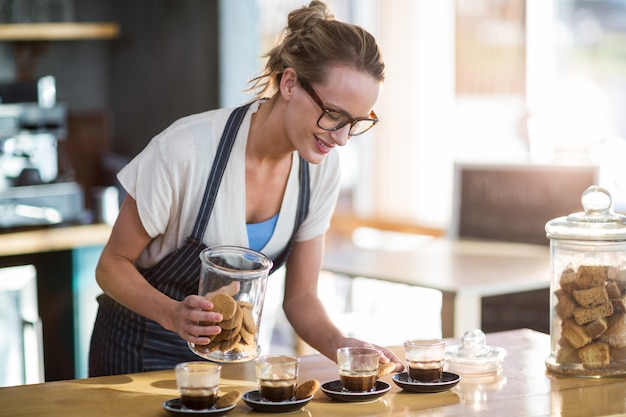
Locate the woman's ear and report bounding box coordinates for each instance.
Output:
[280,68,298,100]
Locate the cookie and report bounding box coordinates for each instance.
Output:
[219,304,244,330]
[241,306,257,334]
[239,325,255,345]
[295,380,320,400]
[219,333,242,353]
[216,390,242,408]
[237,300,254,310]
[195,293,260,356]
[377,362,395,378]
[203,332,225,354]
[210,293,237,321]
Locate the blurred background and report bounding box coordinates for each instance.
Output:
[0,0,625,384]
[1,0,624,224]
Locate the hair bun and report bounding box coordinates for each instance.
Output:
[288,0,335,32]
[247,0,384,98]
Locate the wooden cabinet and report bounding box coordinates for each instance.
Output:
[0,22,120,79]
[0,225,111,381]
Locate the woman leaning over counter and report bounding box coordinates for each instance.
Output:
[88,1,403,376]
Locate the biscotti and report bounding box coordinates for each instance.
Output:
[584,318,608,339]
[578,342,610,369]
[600,314,626,348]
[573,303,613,326]
[573,286,609,308]
[554,264,626,371]
[561,319,592,349]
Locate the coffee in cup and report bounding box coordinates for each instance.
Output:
[404,339,445,383]
[175,361,221,410]
[336,347,379,392]
[255,355,300,402]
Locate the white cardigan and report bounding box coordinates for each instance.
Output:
[118,101,341,269]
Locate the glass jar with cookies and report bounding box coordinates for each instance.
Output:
[545,186,626,377]
[188,245,273,363]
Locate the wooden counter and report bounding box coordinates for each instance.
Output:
[0,223,112,257]
[2,329,626,416]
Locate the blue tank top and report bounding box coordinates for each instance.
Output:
[247,213,279,251]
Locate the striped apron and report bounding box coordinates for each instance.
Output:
[89,103,310,376]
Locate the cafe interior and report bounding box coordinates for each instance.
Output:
[1,0,626,416]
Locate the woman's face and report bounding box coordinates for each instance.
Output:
[285,65,382,165]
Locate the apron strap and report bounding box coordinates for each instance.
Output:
[191,102,252,240]
[270,156,310,274]
[189,101,310,271]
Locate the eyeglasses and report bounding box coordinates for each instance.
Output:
[300,81,379,136]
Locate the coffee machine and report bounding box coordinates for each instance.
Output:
[0,76,84,229]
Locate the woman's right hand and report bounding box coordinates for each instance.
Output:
[173,294,224,344]
[172,282,241,344]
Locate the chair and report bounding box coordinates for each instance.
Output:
[450,163,600,245]
[449,162,599,334]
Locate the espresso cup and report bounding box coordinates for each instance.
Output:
[404,339,445,383]
[336,347,379,392]
[255,355,300,402]
[175,361,221,410]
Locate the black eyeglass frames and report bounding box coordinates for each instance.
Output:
[300,81,379,137]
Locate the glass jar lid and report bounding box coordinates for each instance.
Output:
[445,329,507,376]
[545,186,626,241]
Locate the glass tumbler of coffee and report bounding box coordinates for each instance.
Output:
[404,339,446,383]
[255,355,300,402]
[175,361,222,410]
[336,347,379,392]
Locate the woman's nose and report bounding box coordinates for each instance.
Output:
[330,125,351,146]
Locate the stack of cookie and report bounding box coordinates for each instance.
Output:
[555,265,626,371]
[193,293,258,356]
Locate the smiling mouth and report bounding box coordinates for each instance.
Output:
[315,136,334,151]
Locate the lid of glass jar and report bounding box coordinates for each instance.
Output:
[445,329,507,376]
[545,186,626,241]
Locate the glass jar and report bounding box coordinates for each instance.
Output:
[188,245,273,363]
[545,186,626,377]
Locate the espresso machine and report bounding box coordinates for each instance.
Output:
[0,76,84,230]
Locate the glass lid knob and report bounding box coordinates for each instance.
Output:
[581,186,612,217]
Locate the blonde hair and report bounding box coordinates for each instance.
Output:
[249,0,384,98]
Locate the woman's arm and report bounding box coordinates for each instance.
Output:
[282,235,404,370]
[95,195,223,344]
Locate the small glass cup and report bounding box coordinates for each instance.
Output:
[175,361,221,410]
[404,339,446,383]
[336,347,379,392]
[255,355,300,402]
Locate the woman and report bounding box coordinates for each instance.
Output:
[89,0,403,376]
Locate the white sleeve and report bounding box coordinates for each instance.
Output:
[117,127,197,239]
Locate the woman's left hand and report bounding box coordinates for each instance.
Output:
[339,337,405,372]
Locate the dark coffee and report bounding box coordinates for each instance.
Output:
[259,379,296,402]
[180,393,216,410]
[409,366,442,383]
[340,374,376,392]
